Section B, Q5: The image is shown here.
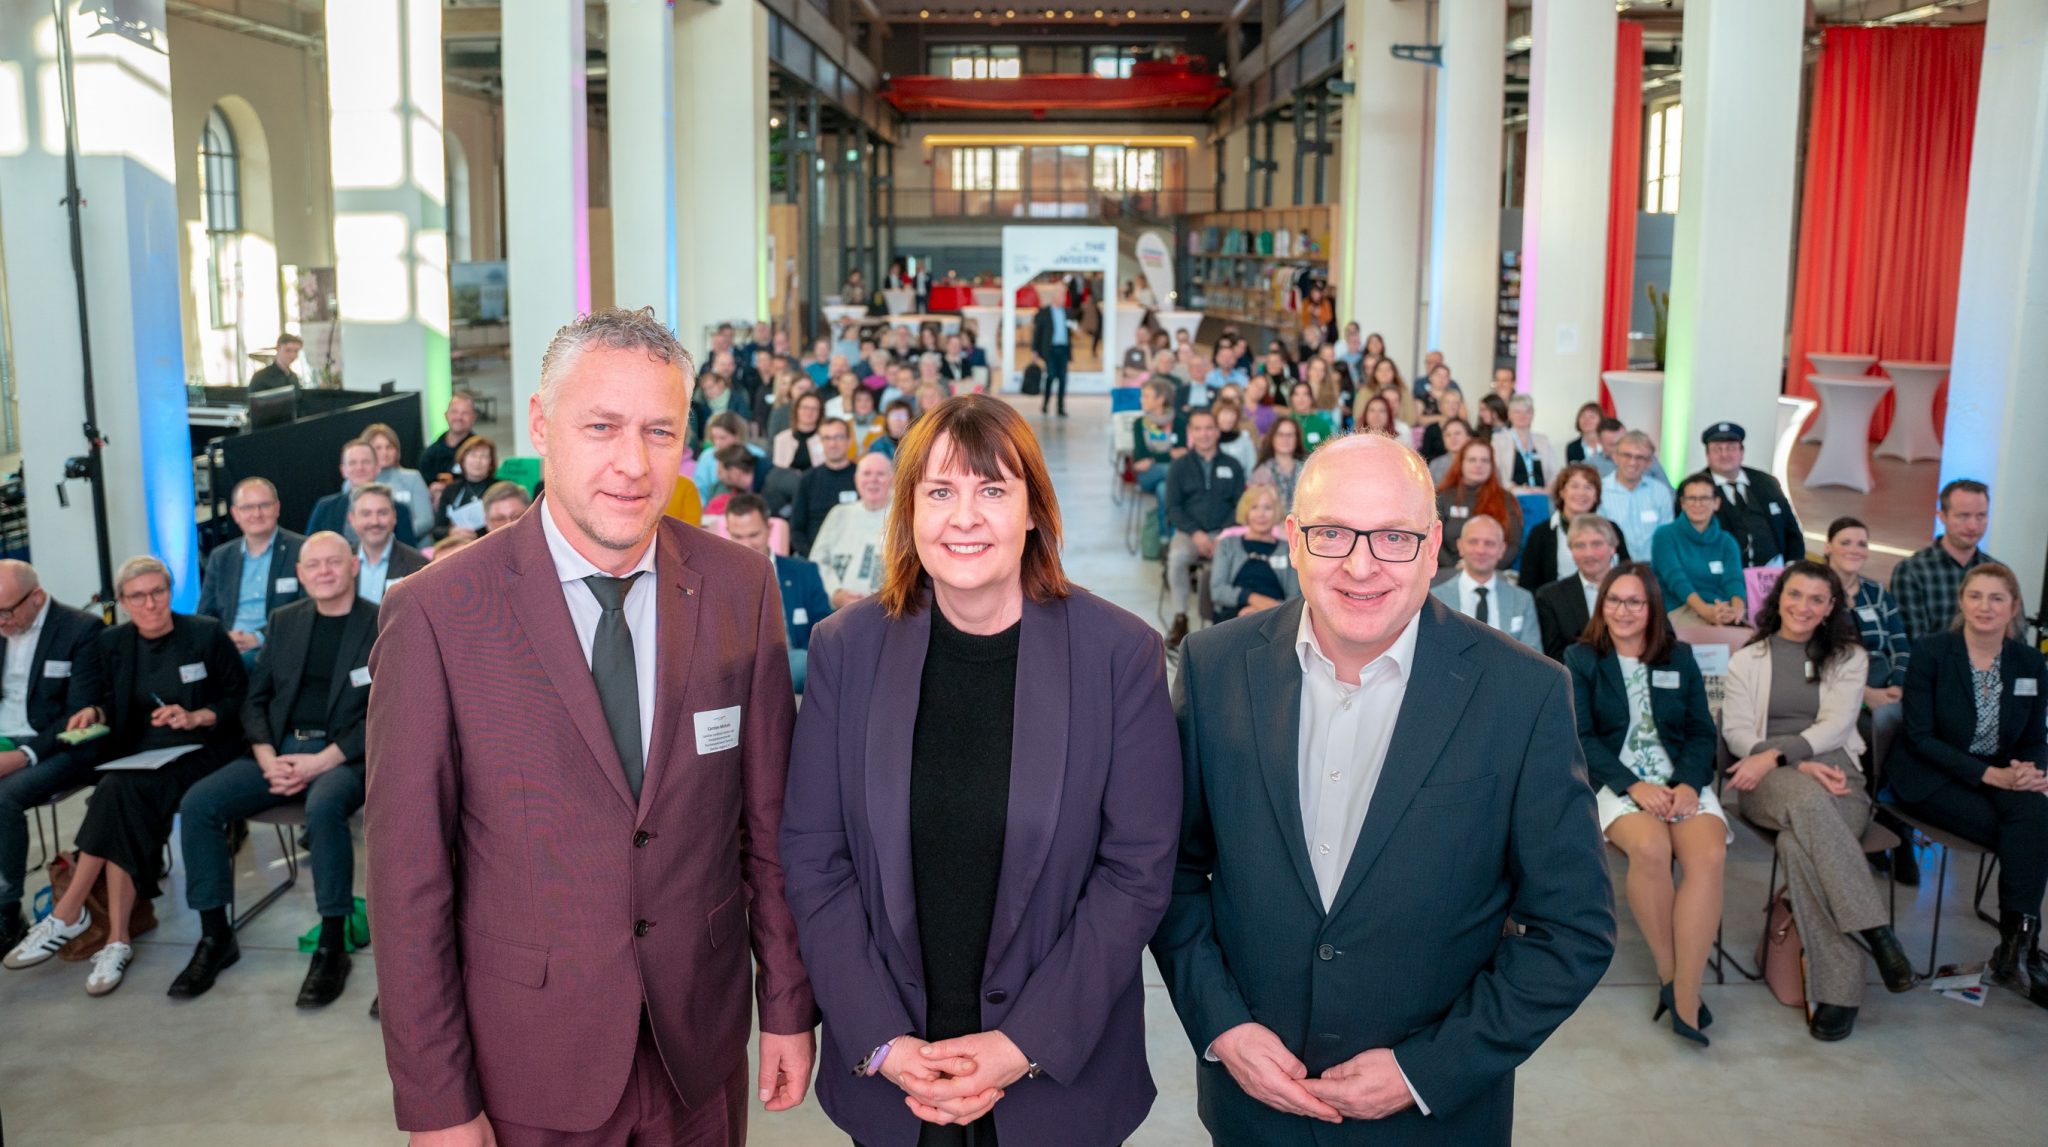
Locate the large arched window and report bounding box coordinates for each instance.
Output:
[197,106,242,332]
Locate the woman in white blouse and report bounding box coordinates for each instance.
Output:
[1491,393,1559,495]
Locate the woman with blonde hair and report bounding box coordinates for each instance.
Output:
[1207,484,1297,622]
[357,422,435,538]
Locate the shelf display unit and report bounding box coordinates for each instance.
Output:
[1496,248,1521,367]
[1183,205,1334,337]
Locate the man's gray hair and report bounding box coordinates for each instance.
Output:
[537,307,694,415]
[115,555,171,595]
[1617,428,1657,453]
[349,481,397,512]
[1567,513,1618,547]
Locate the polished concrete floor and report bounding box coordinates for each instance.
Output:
[2,393,2041,1146]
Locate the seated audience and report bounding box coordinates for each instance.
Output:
[464,480,531,541]
[1490,365,1517,405]
[770,391,828,472]
[1492,394,1558,495]
[432,436,498,540]
[1425,416,1474,484]
[690,368,751,436]
[1564,402,1606,466]
[1212,398,1257,475]
[1536,514,1623,662]
[196,477,305,657]
[1163,410,1246,649]
[0,560,106,950]
[1702,421,1804,568]
[723,494,830,693]
[1721,561,1915,1041]
[1208,485,1297,623]
[705,445,766,514]
[1475,393,1510,437]
[171,531,375,1007]
[1430,514,1537,648]
[1824,516,1917,883]
[3,557,247,996]
[1891,478,1997,641]
[1283,380,1335,452]
[866,400,914,461]
[1602,429,1673,560]
[811,452,893,609]
[1652,474,1746,628]
[1241,373,1277,435]
[416,390,479,492]
[348,484,428,604]
[1522,463,1629,593]
[766,373,814,440]
[791,418,859,557]
[1435,438,1523,576]
[306,440,418,548]
[1247,415,1305,514]
[692,411,767,497]
[1565,563,1724,1043]
[1353,393,1404,443]
[1891,563,2048,999]
[359,422,435,541]
[1130,378,1186,523]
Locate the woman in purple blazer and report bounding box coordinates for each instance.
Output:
[783,395,1181,1147]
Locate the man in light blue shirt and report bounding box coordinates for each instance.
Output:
[195,477,304,662]
[1031,290,1074,416]
[348,484,427,604]
[1600,429,1675,560]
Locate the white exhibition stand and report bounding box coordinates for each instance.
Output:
[1803,375,1890,493]
[1154,309,1205,346]
[999,226,1118,395]
[1801,351,1878,442]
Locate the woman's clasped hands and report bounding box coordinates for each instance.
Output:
[881,1031,1034,1126]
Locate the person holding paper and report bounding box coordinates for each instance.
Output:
[432,436,499,541]
[0,559,107,952]
[3,556,247,997]
[367,307,815,1146]
[171,531,378,1006]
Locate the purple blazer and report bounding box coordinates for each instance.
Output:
[782,588,1181,1147]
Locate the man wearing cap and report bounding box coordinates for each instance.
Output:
[1701,422,1804,568]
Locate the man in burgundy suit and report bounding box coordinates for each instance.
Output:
[367,307,817,1146]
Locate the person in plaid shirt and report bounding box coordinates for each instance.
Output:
[1890,479,1996,641]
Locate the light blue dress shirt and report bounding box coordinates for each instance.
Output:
[232,539,272,643]
[358,545,394,604]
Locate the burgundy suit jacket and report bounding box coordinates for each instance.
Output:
[366,502,816,1134]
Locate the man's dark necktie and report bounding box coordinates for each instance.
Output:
[583,573,644,800]
[1475,585,1491,626]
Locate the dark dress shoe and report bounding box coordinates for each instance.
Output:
[369,994,381,1020]
[167,933,241,999]
[1860,925,1916,993]
[1888,843,1921,887]
[1988,913,2040,996]
[1166,614,1190,651]
[1809,1003,1858,1041]
[296,947,352,1008]
[0,905,26,951]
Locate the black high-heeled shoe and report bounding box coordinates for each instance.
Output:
[1654,982,1715,1030]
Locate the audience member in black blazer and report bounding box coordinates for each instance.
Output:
[1564,564,1725,1043]
[175,532,379,1006]
[1520,462,1628,593]
[3,557,247,995]
[304,439,418,549]
[195,478,305,656]
[0,561,106,948]
[1535,514,1622,661]
[1891,563,2048,998]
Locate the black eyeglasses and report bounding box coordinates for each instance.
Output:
[1297,524,1430,563]
[0,586,39,622]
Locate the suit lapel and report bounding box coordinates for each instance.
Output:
[985,596,1071,967]
[324,601,379,720]
[866,605,931,977]
[273,607,307,724]
[504,510,638,815]
[1325,601,1479,921]
[1566,575,1591,636]
[635,523,702,826]
[1247,600,1322,915]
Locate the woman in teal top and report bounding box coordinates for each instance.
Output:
[1651,472,1747,628]
[1283,380,1335,453]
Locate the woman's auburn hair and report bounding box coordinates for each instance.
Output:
[878,394,1072,618]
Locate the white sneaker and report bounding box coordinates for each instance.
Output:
[86,941,132,996]
[2,906,91,969]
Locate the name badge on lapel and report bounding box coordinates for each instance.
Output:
[1268,551,1290,571]
[1768,502,1782,515]
[43,660,72,678]
[1652,670,1681,690]
[1639,509,1660,524]
[791,607,810,626]
[350,666,373,688]
[1215,465,1234,479]
[179,662,208,684]
[275,577,299,593]
[1509,615,1525,633]
[694,705,742,754]
[1805,661,1819,683]
[839,490,858,504]
[2018,678,2040,697]
[1856,605,1878,623]
[1708,561,1725,575]
[1449,505,1470,519]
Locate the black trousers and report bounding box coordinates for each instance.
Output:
[1040,347,1069,413]
[1898,781,2048,917]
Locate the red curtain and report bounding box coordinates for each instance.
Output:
[1600,21,1645,404]
[1785,25,1981,441]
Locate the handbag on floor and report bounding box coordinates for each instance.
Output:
[1756,886,1807,1008]
[45,851,158,961]
[1019,362,1043,396]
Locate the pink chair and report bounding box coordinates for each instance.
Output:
[1743,566,1786,627]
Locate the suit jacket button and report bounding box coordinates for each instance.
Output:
[634,920,652,937]
[984,990,1007,1005]
[633,830,651,848]
[1317,944,1336,961]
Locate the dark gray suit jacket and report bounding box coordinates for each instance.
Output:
[195,529,306,627]
[11,601,105,764]
[1152,597,1614,1145]
[244,596,380,767]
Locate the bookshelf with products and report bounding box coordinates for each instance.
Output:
[1496,249,1521,366]
[1182,206,1335,337]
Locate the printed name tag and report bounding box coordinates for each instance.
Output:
[43,660,71,678]
[1639,509,1660,523]
[1652,669,1681,689]
[1708,561,1725,575]
[1768,503,1782,515]
[1268,551,1290,571]
[275,577,298,593]
[179,662,208,684]
[838,490,858,504]
[350,666,372,688]
[2018,678,2040,697]
[1509,616,1525,633]
[1449,505,1471,519]
[1215,465,1234,479]
[1856,605,1879,623]
[393,489,412,504]
[1805,661,1819,683]
[791,607,809,626]
[694,705,742,754]
[1307,432,1324,445]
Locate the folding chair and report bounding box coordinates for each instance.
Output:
[28,786,85,871]
[1878,802,2000,979]
[232,801,305,931]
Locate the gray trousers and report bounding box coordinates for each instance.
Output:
[1167,532,1203,616]
[1745,764,1889,1006]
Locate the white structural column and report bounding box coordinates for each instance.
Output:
[675,0,770,352]
[1660,0,1802,476]
[1338,0,1429,369]
[326,0,450,434]
[608,0,677,329]
[503,0,590,454]
[1425,0,1505,385]
[0,1,198,606]
[1515,0,1616,445]
[1942,0,2048,602]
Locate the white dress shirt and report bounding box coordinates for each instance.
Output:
[1581,574,1600,618]
[1457,571,1503,632]
[542,500,660,773]
[0,598,50,741]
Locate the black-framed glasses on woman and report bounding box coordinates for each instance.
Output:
[120,585,170,605]
[1298,524,1430,563]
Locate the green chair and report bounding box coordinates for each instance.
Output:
[495,456,541,494]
